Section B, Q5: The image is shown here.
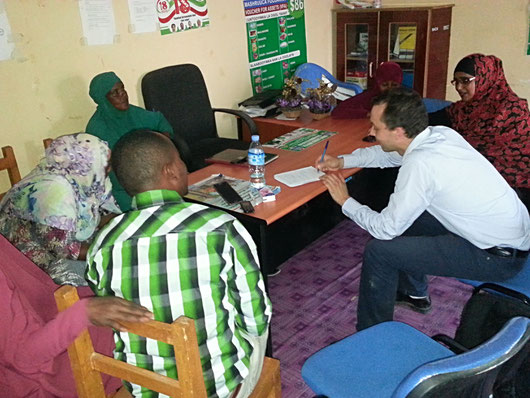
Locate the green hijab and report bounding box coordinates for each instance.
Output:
[86,72,174,211]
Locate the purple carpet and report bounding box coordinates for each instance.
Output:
[268,219,474,398]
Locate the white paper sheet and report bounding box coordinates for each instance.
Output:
[274,166,324,187]
[78,0,117,45]
[0,0,14,61]
[127,0,157,33]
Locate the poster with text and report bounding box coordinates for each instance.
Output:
[244,0,307,95]
[157,0,209,35]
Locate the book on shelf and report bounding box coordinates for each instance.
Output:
[205,149,278,166]
[392,26,416,59]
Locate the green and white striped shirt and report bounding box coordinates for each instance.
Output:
[86,189,271,398]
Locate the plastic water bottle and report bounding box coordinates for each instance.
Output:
[248,135,266,188]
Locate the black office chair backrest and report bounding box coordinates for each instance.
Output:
[141,64,218,144]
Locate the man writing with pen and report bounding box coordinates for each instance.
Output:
[315,87,529,331]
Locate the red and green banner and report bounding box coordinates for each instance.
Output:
[244,0,307,94]
[157,0,209,34]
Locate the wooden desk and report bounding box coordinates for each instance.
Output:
[238,109,368,143]
[188,117,372,274]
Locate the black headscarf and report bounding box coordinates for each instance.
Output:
[454,56,475,76]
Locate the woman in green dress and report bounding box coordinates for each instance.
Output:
[86,71,177,211]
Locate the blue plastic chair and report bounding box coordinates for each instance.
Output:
[301,317,530,398]
[294,63,362,96]
[458,256,530,304]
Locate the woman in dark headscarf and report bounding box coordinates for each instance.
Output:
[86,72,176,211]
[429,54,529,207]
[332,62,403,119]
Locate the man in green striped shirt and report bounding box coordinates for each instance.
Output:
[86,130,272,398]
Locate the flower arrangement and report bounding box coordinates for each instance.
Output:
[276,76,304,117]
[306,79,338,116]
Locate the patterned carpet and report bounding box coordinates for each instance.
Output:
[267,219,474,398]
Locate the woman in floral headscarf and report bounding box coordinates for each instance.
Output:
[429,54,529,208]
[0,133,120,286]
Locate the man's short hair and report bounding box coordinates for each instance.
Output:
[111,130,175,196]
[372,88,428,138]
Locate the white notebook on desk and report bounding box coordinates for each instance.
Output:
[274,166,325,187]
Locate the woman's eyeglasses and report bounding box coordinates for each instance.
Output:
[450,77,476,86]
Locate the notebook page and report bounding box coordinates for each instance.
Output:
[274,166,325,187]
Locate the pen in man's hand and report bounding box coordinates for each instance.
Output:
[320,140,329,163]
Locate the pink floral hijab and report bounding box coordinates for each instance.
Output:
[0,133,120,241]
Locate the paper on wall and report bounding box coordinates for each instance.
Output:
[0,0,14,61]
[78,0,117,45]
[127,0,157,33]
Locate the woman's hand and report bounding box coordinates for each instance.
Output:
[315,155,344,172]
[87,297,154,331]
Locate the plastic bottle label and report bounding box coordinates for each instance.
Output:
[248,151,265,166]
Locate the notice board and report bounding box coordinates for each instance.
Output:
[244,0,307,94]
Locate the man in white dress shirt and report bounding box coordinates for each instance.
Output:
[316,88,530,331]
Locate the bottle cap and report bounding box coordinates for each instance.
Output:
[251,135,260,142]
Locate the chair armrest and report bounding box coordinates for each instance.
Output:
[213,108,258,136]
[432,334,469,354]
[474,283,530,306]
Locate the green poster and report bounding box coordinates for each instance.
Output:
[244,0,307,94]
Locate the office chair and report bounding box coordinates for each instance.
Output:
[458,256,530,301]
[141,64,256,172]
[55,285,281,398]
[0,146,22,200]
[294,63,362,96]
[301,317,530,398]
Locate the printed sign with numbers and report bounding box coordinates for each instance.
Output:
[243,0,307,94]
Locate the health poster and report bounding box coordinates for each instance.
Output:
[157,0,209,35]
[244,0,307,94]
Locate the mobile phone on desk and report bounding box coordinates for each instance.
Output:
[213,182,255,213]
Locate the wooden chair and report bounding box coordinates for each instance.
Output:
[0,146,22,200]
[55,286,281,398]
[43,138,53,149]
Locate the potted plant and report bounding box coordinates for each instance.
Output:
[276,76,304,118]
[306,79,337,120]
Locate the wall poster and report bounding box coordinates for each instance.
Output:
[244,0,307,94]
[157,0,209,35]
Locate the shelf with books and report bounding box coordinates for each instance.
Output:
[346,56,368,61]
[389,58,415,63]
[334,5,452,98]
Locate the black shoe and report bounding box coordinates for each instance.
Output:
[395,292,432,314]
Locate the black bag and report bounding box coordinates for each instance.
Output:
[454,284,530,397]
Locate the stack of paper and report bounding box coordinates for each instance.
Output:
[274,166,324,187]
